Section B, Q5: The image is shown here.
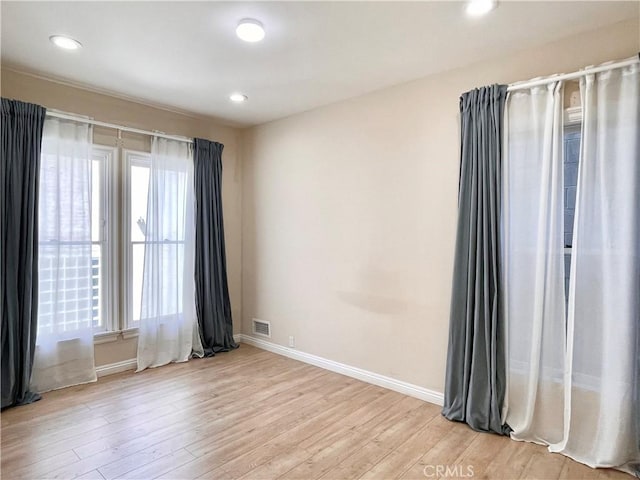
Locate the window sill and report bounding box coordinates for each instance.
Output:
[94,331,120,344]
[93,328,139,344]
[122,328,139,340]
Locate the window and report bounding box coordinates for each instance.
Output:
[38,145,115,335]
[40,132,199,338]
[124,150,151,328]
[124,149,192,328]
[87,147,156,334]
[84,147,155,333]
[37,113,205,345]
[90,147,115,332]
[563,124,581,297]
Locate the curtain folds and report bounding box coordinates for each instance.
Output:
[30,116,97,393]
[503,59,640,474]
[552,62,640,473]
[136,138,204,372]
[443,85,510,434]
[503,81,567,444]
[1,98,46,409]
[193,138,237,355]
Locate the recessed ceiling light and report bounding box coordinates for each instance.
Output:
[49,35,82,50]
[236,19,265,43]
[229,93,248,103]
[466,0,497,16]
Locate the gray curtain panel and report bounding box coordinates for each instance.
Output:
[442,85,510,434]
[1,98,46,409]
[193,138,238,355]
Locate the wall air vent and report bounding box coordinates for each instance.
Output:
[252,318,271,338]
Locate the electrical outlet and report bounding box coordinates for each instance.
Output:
[288,336,295,348]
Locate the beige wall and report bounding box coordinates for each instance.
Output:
[240,18,639,394]
[1,69,243,367]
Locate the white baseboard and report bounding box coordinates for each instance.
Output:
[96,335,241,379]
[96,358,137,378]
[237,334,444,406]
[94,334,444,409]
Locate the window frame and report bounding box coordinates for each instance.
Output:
[123,149,152,331]
[91,145,120,342]
[563,107,582,256]
[563,125,581,250]
[562,107,582,302]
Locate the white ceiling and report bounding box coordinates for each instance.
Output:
[1,1,638,127]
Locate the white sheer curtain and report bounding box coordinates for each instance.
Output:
[502,81,567,445]
[503,60,640,473]
[31,117,97,392]
[136,137,203,371]
[552,62,640,471]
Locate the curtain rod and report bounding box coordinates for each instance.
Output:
[507,54,640,92]
[45,109,194,144]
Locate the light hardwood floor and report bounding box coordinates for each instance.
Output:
[0,344,631,480]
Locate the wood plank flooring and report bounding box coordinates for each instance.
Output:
[1,344,631,480]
